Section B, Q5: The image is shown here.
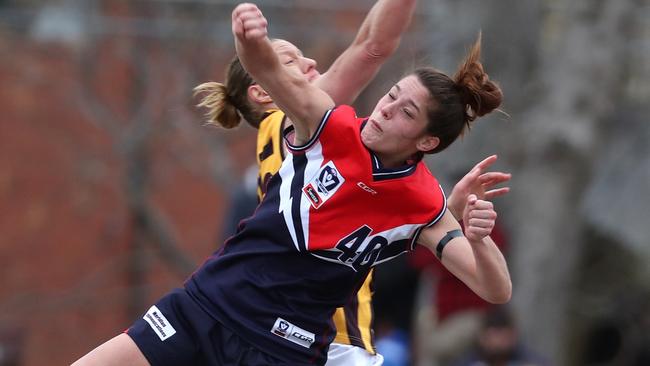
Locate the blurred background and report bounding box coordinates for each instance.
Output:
[0,0,648,365]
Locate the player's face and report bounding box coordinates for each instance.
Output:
[271,39,320,83]
[362,75,434,164]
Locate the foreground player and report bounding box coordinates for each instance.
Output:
[196,45,510,366]
[72,3,511,366]
[196,1,419,364]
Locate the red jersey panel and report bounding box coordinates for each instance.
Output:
[278,105,446,271]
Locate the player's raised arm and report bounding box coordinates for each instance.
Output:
[315,0,417,105]
[418,197,512,304]
[232,3,334,144]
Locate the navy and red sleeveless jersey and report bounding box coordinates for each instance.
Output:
[255,109,377,353]
[185,105,446,365]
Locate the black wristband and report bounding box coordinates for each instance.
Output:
[436,229,463,259]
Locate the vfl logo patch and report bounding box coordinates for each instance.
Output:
[143,305,176,341]
[302,161,345,209]
[271,317,316,349]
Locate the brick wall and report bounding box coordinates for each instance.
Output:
[0,33,256,365]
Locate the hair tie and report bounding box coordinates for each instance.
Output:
[224,89,237,107]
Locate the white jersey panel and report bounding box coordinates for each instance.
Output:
[278,153,300,251]
[300,141,324,250]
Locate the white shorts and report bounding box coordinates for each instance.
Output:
[325,343,384,366]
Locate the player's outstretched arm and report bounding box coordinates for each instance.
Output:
[315,0,418,105]
[418,197,512,304]
[233,3,334,144]
[447,155,511,220]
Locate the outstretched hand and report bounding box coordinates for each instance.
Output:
[232,3,268,41]
[447,155,510,220]
[462,194,497,242]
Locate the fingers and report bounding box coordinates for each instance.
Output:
[478,171,511,199]
[232,3,268,40]
[465,225,494,240]
[464,197,496,241]
[232,11,243,36]
[472,154,498,174]
[467,217,495,229]
[232,3,256,30]
[484,187,510,200]
[453,167,480,194]
[466,166,482,181]
[471,198,493,210]
[456,156,504,191]
[467,207,496,220]
[466,200,496,221]
[478,172,511,185]
[232,3,259,20]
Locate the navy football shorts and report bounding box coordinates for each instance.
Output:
[126,288,287,366]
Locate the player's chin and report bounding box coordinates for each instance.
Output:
[360,133,378,150]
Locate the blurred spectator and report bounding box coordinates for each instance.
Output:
[373,254,421,365]
[411,222,508,366]
[219,164,259,244]
[451,305,549,366]
[0,325,24,366]
[579,294,650,366]
[375,327,410,366]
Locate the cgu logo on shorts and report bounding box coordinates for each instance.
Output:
[271,317,316,349]
[302,161,345,209]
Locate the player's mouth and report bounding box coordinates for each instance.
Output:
[369,119,383,133]
[307,72,320,82]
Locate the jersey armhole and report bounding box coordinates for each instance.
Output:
[283,108,334,154]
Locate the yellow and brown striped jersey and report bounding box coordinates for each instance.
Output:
[255,109,377,354]
[256,109,286,201]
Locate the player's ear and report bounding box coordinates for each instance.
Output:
[248,84,273,104]
[416,135,439,153]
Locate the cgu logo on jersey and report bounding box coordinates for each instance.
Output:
[271,317,316,349]
[302,161,345,209]
[357,182,377,195]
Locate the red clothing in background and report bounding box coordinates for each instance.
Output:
[410,223,508,322]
